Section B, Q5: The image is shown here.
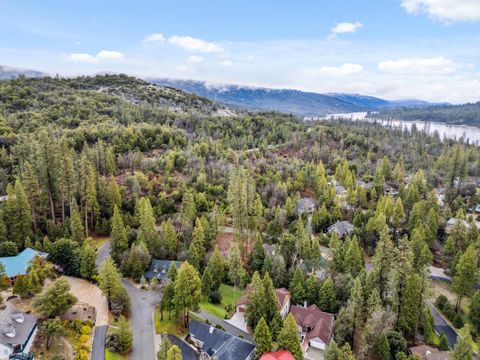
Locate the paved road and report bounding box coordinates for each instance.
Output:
[96,241,162,360]
[91,325,107,360]
[193,309,253,342]
[427,301,458,349]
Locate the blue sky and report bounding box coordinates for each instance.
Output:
[1,0,480,102]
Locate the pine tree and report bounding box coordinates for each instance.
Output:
[42,317,63,349]
[374,333,390,360]
[438,332,449,351]
[452,325,473,360]
[452,244,477,312]
[13,275,33,298]
[14,180,32,247]
[278,314,303,360]
[58,139,76,223]
[34,278,77,318]
[80,241,97,280]
[469,290,480,334]
[136,197,159,255]
[254,317,272,358]
[187,218,206,270]
[372,229,395,304]
[324,341,340,360]
[345,235,364,277]
[160,219,177,258]
[70,200,84,244]
[398,273,421,337]
[318,277,336,313]
[115,315,133,353]
[227,244,246,307]
[249,235,265,272]
[263,273,281,328]
[174,262,202,327]
[180,190,196,226]
[107,176,122,215]
[246,271,266,328]
[289,268,305,305]
[83,159,99,237]
[166,345,182,360]
[21,161,43,233]
[204,246,224,292]
[99,256,123,309]
[110,206,128,264]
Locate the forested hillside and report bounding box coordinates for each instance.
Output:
[1,74,480,359]
[374,102,480,127]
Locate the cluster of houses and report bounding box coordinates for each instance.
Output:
[0,248,47,360]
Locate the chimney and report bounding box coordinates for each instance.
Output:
[209,325,214,334]
[304,301,307,308]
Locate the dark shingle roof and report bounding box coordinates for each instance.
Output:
[189,320,255,360]
[144,260,182,280]
[0,303,38,350]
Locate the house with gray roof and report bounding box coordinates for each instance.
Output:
[144,260,183,282]
[0,303,38,359]
[188,320,255,360]
[294,198,317,217]
[0,248,48,279]
[327,221,354,238]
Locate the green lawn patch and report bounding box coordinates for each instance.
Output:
[154,307,188,336]
[200,284,243,319]
[105,349,128,360]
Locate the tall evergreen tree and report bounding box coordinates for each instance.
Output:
[110,206,128,264]
[452,244,477,312]
[254,317,272,358]
[70,200,84,244]
[174,262,202,327]
[278,314,303,360]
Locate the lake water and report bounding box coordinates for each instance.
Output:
[320,112,480,145]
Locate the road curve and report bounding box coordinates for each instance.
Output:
[96,240,161,360]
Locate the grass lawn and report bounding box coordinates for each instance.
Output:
[200,284,243,319]
[88,235,110,250]
[154,307,188,336]
[105,349,129,360]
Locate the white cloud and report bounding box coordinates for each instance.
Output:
[96,50,124,60]
[142,33,166,44]
[330,21,363,37]
[168,35,223,53]
[401,0,480,22]
[310,63,365,76]
[67,53,97,64]
[220,60,233,67]
[66,50,124,64]
[187,55,203,63]
[378,57,459,74]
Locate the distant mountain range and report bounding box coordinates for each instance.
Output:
[0,65,47,80]
[149,78,438,117]
[0,65,440,117]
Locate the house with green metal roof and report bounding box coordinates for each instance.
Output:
[0,248,48,278]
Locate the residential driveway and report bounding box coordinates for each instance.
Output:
[63,276,109,326]
[97,240,162,360]
[122,279,162,360]
[92,325,107,360]
[427,301,458,349]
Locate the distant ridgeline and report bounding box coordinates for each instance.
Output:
[372,102,480,127]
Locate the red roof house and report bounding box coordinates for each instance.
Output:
[260,350,295,360]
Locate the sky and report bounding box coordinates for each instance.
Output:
[1,0,480,103]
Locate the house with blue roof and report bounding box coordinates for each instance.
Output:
[188,319,255,360]
[0,248,48,278]
[144,260,183,282]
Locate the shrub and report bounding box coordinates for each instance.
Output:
[209,290,222,304]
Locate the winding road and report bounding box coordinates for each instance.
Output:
[96,241,161,360]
